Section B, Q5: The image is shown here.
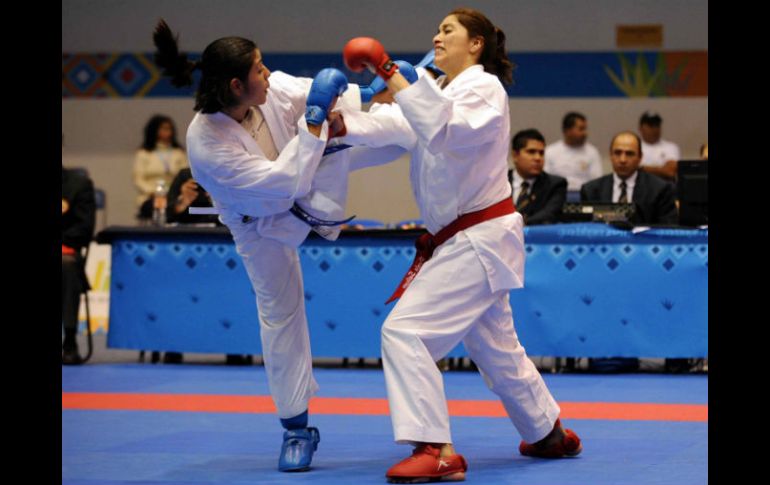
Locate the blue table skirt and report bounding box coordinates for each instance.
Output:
[104,223,707,358]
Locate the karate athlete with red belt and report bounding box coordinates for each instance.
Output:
[339,8,582,483]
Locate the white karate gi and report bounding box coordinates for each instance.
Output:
[186,71,359,419]
[342,65,561,445]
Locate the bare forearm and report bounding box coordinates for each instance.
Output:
[385,72,411,95]
[172,198,190,215]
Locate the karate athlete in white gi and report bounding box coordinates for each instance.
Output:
[153,20,361,472]
[340,8,583,483]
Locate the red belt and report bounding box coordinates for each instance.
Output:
[385,197,516,304]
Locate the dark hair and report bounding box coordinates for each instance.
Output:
[639,111,662,126]
[512,129,545,152]
[449,8,514,85]
[141,114,182,151]
[153,19,257,113]
[562,112,586,132]
[610,131,643,156]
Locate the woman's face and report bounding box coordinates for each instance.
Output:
[239,49,271,107]
[157,121,174,143]
[432,15,481,76]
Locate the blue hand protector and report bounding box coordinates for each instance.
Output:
[305,68,348,126]
[359,60,418,102]
[415,49,444,77]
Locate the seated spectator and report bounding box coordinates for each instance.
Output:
[544,112,603,192]
[508,129,567,225]
[581,131,680,373]
[166,168,220,224]
[581,131,678,225]
[638,112,680,182]
[134,115,188,220]
[62,161,96,365]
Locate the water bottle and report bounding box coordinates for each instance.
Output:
[152,179,168,226]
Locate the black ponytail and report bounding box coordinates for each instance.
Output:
[492,27,514,85]
[152,19,257,113]
[153,19,199,88]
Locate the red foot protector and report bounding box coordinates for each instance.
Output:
[386,444,468,483]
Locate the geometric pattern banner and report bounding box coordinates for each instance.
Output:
[63,51,708,98]
[62,53,165,98]
[103,223,707,358]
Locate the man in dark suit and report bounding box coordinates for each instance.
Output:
[580,131,677,225]
[62,166,96,365]
[507,129,567,225]
[580,132,680,373]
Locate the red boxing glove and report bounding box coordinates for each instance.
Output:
[343,37,398,80]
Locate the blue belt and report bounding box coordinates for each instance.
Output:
[241,203,355,226]
[322,144,351,156]
[289,203,355,227]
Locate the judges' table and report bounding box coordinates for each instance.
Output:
[97,223,707,358]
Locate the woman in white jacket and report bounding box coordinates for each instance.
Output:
[341,8,582,482]
[152,20,358,473]
[132,114,188,215]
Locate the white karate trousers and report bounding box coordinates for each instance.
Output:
[227,221,318,420]
[381,230,561,445]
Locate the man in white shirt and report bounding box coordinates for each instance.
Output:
[544,112,603,192]
[639,112,680,181]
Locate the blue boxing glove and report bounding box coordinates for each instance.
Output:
[305,68,349,126]
[359,60,418,103]
[358,78,383,103]
[394,60,418,84]
[415,49,444,77]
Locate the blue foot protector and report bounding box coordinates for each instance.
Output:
[278,427,320,472]
[280,410,308,430]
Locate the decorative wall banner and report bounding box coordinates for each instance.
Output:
[63,51,707,99]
